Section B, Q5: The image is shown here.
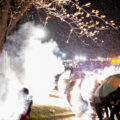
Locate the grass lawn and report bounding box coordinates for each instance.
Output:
[27,105,75,120]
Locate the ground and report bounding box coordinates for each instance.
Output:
[27,105,74,120]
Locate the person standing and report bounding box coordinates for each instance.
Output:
[20,88,33,120]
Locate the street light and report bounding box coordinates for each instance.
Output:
[62,53,66,58]
[80,56,87,61]
[75,56,79,61]
[97,57,101,61]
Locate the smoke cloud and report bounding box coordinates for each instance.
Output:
[0,73,26,120]
[0,22,65,119]
[4,22,65,105]
[2,22,120,120]
[22,23,65,104]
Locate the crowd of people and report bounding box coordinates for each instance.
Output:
[54,60,120,120]
[92,86,120,120]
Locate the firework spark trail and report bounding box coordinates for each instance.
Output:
[79,66,120,119]
[58,65,120,119]
[57,70,71,95]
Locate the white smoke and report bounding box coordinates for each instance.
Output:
[0,22,65,119]
[3,22,120,120]
[5,22,64,104]
[22,23,64,104]
[0,73,26,120]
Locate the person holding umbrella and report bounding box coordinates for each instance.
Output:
[93,74,120,120]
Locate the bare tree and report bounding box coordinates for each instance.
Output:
[0,0,117,52]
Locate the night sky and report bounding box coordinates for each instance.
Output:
[46,0,120,59]
[18,0,120,59]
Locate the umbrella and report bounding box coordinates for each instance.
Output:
[94,74,120,103]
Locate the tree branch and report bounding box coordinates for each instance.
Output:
[7,0,33,35]
[0,0,10,52]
